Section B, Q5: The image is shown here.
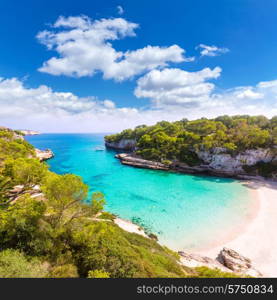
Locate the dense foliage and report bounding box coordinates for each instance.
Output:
[0,249,47,278]
[105,115,277,173]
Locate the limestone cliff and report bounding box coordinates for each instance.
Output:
[35,148,54,161]
[112,139,277,179]
[19,129,40,135]
[197,147,276,174]
[105,138,136,150]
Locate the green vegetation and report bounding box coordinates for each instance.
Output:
[105,115,277,175]
[243,161,277,178]
[0,127,184,278]
[3,158,48,187]
[0,249,47,278]
[190,267,246,278]
[0,126,250,278]
[88,269,110,278]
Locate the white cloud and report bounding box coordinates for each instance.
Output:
[37,16,192,81]
[0,77,100,115]
[0,76,143,132]
[0,75,177,132]
[117,5,124,15]
[257,79,277,90]
[133,67,277,120]
[104,45,188,81]
[134,67,221,106]
[205,80,277,117]
[103,99,116,109]
[1,72,277,133]
[235,88,264,100]
[197,44,229,57]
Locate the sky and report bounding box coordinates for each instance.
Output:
[0,0,277,132]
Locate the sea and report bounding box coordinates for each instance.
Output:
[26,133,252,251]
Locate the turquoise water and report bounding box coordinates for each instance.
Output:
[26,133,252,251]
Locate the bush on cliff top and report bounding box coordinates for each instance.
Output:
[105,115,277,169]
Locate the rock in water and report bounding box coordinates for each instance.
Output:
[217,247,262,277]
[115,153,169,170]
[35,148,54,161]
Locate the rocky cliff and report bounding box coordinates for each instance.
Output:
[20,129,40,135]
[105,139,136,151]
[179,247,262,277]
[113,139,277,179]
[197,147,276,174]
[35,148,54,161]
[115,153,169,170]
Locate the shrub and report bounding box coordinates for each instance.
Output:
[71,222,185,278]
[192,266,244,278]
[88,269,110,278]
[0,249,47,278]
[48,264,79,278]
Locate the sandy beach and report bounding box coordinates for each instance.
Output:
[114,217,148,238]
[196,180,277,277]
[114,180,277,277]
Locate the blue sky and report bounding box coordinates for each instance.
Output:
[0,0,277,132]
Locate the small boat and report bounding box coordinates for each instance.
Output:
[94,146,105,151]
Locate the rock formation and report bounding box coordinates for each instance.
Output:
[179,248,263,277]
[178,251,232,273]
[114,144,277,179]
[115,153,169,170]
[197,147,276,174]
[217,247,263,277]
[105,139,136,150]
[20,130,40,135]
[35,148,54,161]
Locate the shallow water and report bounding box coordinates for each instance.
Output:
[26,133,252,251]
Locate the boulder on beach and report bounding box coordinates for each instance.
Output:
[217,247,263,277]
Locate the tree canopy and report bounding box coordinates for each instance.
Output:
[105,115,277,168]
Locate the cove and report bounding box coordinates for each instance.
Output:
[26,133,252,251]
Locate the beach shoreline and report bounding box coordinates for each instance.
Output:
[194,180,277,277]
[114,217,149,238]
[114,179,277,277]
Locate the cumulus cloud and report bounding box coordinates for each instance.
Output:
[37,15,192,81]
[0,75,185,133]
[197,44,229,57]
[0,76,143,132]
[1,72,277,133]
[0,77,105,115]
[133,66,277,120]
[234,88,264,100]
[117,5,124,15]
[257,79,277,90]
[134,67,222,106]
[1,15,276,133]
[204,79,277,117]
